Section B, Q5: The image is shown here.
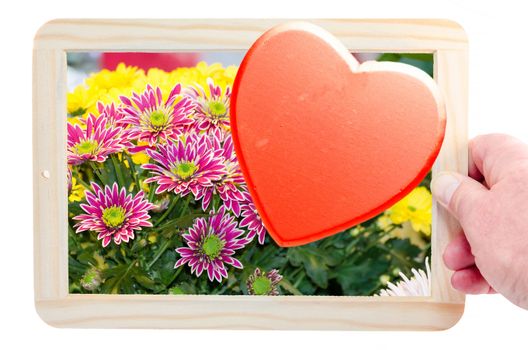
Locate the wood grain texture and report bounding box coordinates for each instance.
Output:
[432,49,469,303]
[36,295,463,330]
[33,18,468,330]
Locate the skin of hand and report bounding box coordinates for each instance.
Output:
[431,134,528,310]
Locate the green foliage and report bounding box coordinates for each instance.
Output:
[377,53,434,77]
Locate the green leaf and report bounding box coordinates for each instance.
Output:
[134,274,160,291]
[295,275,317,295]
[378,53,433,77]
[172,212,209,229]
[334,258,389,295]
[278,278,303,296]
[168,281,197,295]
[287,246,336,288]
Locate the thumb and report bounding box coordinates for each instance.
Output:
[431,171,488,229]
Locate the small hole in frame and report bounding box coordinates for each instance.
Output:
[41,170,51,179]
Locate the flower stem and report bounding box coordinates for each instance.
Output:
[111,154,126,188]
[125,153,142,192]
[253,246,276,266]
[148,183,156,203]
[279,278,303,296]
[212,195,219,211]
[154,196,179,226]
[155,218,182,231]
[147,239,172,270]
[89,162,105,184]
[75,177,92,190]
[377,245,414,269]
[113,259,138,294]
[162,268,182,292]
[180,195,192,215]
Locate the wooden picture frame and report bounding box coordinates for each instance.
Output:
[33,19,468,330]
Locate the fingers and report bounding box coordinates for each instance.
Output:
[468,146,484,182]
[451,266,493,294]
[444,235,495,294]
[431,171,488,229]
[443,234,475,270]
[470,133,528,187]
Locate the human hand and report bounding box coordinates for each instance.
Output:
[431,134,528,310]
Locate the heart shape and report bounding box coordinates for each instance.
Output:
[231,22,445,247]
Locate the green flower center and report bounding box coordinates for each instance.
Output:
[150,110,169,128]
[102,206,126,228]
[75,140,98,155]
[252,276,272,295]
[82,270,98,285]
[80,268,101,291]
[208,101,227,116]
[168,286,184,295]
[201,235,225,260]
[408,205,417,212]
[172,161,198,180]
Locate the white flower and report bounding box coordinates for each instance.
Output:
[378,257,431,297]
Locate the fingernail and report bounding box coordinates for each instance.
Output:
[431,172,461,206]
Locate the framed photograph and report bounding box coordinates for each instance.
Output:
[33,19,468,330]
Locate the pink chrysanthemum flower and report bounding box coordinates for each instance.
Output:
[73,182,155,247]
[142,133,226,197]
[119,84,194,146]
[185,78,231,138]
[96,101,125,126]
[175,207,249,282]
[240,192,268,245]
[246,268,283,296]
[67,113,128,165]
[195,134,247,216]
[67,166,73,193]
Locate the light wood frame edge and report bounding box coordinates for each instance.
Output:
[33,18,468,330]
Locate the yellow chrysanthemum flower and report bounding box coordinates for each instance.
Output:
[141,181,151,194]
[73,62,237,112]
[385,186,432,235]
[67,85,101,117]
[67,64,142,119]
[378,215,428,248]
[131,152,150,165]
[377,214,392,231]
[147,232,158,244]
[128,141,151,165]
[116,153,130,169]
[96,86,135,106]
[85,63,145,91]
[67,116,84,126]
[68,177,86,203]
[194,61,237,84]
[132,68,176,99]
[68,61,237,130]
[171,61,238,92]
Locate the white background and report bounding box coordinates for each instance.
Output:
[1,0,527,349]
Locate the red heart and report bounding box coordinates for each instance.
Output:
[231,22,445,247]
